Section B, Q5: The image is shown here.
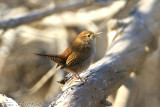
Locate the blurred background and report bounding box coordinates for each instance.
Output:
[0,0,160,107]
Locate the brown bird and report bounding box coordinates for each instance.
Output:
[35,31,102,82]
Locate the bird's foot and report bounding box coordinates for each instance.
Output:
[72,73,85,83]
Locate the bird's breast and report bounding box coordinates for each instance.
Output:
[64,45,96,73]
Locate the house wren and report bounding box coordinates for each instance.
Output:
[35,31,102,82]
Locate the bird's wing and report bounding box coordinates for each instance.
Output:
[60,47,72,58]
[66,50,90,67]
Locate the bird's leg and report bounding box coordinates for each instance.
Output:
[72,73,79,79]
[75,73,84,82]
[72,73,84,82]
[69,73,79,83]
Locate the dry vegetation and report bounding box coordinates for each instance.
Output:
[0,0,160,107]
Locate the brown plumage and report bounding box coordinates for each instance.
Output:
[35,31,101,82]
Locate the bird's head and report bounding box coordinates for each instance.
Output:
[75,31,102,45]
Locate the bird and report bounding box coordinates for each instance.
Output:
[35,31,102,82]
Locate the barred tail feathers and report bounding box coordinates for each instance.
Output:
[34,53,64,67]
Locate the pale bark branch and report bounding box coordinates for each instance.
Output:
[0,0,114,30]
[0,94,20,107]
[50,0,160,106]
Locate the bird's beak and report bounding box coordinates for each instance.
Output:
[96,32,103,36]
[93,32,103,38]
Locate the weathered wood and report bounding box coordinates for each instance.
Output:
[50,0,160,106]
[0,0,116,30]
[0,94,20,107]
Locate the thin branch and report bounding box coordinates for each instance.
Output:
[50,0,160,106]
[10,28,69,97]
[0,0,114,30]
[9,66,59,97]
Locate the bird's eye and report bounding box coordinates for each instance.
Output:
[87,35,90,37]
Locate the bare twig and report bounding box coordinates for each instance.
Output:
[49,0,160,106]
[10,66,59,97]
[10,28,69,97]
[0,0,116,30]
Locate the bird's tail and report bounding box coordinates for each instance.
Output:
[34,53,64,68]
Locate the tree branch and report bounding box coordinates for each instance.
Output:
[0,0,114,30]
[50,0,160,106]
[0,94,20,107]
